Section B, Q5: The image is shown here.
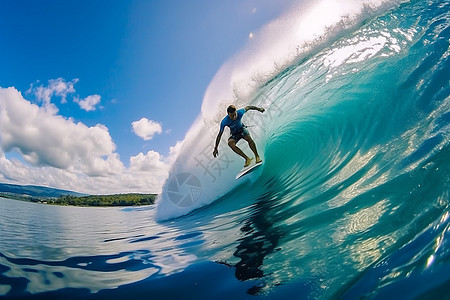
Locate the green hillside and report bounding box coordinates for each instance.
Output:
[0,182,87,197]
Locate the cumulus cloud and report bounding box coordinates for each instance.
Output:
[125,141,183,191]
[130,151,166,172]
[28,78,78,105]
[132,118,163,140]
[27,78,102,112]
[74,94,101,111]
[0,86,182,194]
[0,150,81,191]
[0,145,182,195]
[0,87,123,176]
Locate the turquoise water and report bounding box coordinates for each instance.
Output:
[1,0,449,298]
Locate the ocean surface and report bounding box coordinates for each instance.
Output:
[1,0,449,299]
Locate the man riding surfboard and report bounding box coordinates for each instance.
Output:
[213,105,265,167]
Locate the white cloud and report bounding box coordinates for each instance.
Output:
[130,151,166,172]
[27,78,102,112]
[0,86,181,194]
[0,87,123,176]
[132,118,163,140]
[126,142,183,191]
[74,94,101,111]
[28,78,78,106]
[129,141,183,174]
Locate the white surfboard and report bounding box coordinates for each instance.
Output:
[236,161,263,179]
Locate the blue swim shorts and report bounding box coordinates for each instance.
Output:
[228,126,249,143]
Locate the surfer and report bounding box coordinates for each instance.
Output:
[213,105,265,167]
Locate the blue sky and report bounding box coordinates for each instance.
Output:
[0,0,294,193]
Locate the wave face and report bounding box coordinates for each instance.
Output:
[157,0,449,219]
[154,0,449,296]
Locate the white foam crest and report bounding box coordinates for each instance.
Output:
[201,0,402,124]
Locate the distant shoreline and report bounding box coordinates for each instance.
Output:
[0,192,156,207]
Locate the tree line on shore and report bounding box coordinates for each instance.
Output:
[1,192,156,207]
[51,194,156,206]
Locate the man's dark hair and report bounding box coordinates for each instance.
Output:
[227,105,236,114]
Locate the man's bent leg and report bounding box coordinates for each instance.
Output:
[244,135,262,163]
[228,138,252,167]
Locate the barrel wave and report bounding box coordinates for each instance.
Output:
[1,0,448,299]
[157,0,449,220]
[155,0,449,296]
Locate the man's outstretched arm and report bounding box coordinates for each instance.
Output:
[245,105,265,113]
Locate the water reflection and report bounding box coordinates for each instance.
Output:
[226,189,286,294]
